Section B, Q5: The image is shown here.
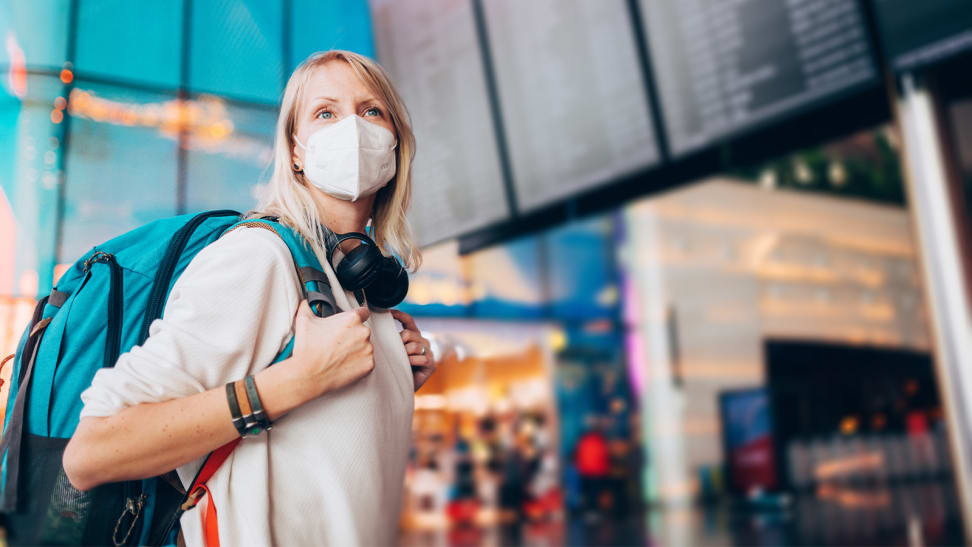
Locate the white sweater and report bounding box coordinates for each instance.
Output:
[79,226,415,546]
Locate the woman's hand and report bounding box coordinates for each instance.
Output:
[390,309,436,392]
[291,300,375,400]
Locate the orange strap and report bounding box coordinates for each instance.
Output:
[199,484,220,547]
[185,437,242,547]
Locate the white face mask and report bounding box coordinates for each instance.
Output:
[294,115,397,201]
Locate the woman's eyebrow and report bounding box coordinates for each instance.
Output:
[309,96,381,108]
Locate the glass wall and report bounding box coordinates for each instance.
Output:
[0,0,374,399]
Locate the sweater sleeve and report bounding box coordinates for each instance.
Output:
[78,226,301,418]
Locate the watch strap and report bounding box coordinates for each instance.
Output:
[225,382,248,436]
[244,375,272,431]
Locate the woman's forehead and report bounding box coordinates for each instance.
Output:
[303,61,379,106]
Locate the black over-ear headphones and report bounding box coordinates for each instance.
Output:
[324,230,409,309]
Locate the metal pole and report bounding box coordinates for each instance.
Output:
[894,72,972,543]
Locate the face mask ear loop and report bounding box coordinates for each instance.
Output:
[293,134,307,150]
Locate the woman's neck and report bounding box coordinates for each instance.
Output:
[309,188,376,235]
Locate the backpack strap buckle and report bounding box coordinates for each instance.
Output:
[180,486,207,512]
[82,251,113,273]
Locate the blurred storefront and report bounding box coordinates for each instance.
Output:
[624,172,931,499]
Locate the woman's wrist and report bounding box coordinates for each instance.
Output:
[252,356,315,422]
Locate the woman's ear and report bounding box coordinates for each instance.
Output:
[292,150,303,173]
[291,133,304,172]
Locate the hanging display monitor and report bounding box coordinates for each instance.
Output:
[370,0,511,247]
[873,0,972,71]
[640,0,877,157]
[481,0,661,213]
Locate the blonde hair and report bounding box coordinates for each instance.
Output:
[245,50,421,272]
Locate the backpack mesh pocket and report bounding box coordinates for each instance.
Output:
[5,434,125,546]
[38,466,93,544]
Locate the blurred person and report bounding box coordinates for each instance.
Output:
[607,437,632,515]
[498,438,529,544]
[61,50,437,546]
[408,457,447,527]
[575,417,610,519]
[446,435,481,533]
[564,449,584,513]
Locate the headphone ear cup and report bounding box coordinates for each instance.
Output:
[336,243,382,290]
[363,258,409,308]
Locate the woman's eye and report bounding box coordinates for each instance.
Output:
[364,107,381,117]
[316,110,333,120]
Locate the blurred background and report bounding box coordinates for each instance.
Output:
[2,0,972,545]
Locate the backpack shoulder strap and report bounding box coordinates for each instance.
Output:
[222,218,337,319]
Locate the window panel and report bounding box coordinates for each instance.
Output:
[290,0,375,69]
[2,75,64,296]
[184,102,276,214]
[75,0,183,88]
[546,215,619,320]
[190,0,283,102]
[0,0,69,69]
[466,235,546,318]
[62,83,178,262]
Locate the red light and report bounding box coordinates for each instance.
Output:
[5,33,27,98]
[51,110,63,124]
[59,69,73,84]
[54,96,66,110]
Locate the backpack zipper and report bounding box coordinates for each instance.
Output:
[139,210,240,344]
[83,251,123,368]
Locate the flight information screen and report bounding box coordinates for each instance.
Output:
[482,0,661,213]
[873,0,972,71]
[371,0,511,246]
[640,0,877,156]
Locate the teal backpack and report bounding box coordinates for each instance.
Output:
[0,210,338,546]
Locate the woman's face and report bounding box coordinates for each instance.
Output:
[292,60,397,167]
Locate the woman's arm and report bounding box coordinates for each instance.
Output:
[64,356,304,491]
[64,303,374,491]
[62,226,376,491]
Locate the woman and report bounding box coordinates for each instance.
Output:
[62,50,436,546]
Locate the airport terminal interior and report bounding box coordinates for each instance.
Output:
[1,0,971,545]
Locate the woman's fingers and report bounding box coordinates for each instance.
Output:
[400,329,422,343]
[400,329,430,354]
[405,341,423,354]
[391,309,434,367]
[390,309,418,331]
[405,340,432,361]
[409,354,431,367]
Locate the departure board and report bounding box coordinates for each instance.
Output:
[873,0,972,71]
[370,0,510,247]
[640,0,877,157]
[481,0,661,213]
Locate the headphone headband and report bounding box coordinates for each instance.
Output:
[318,223,408,308]
[324,231,375,266]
